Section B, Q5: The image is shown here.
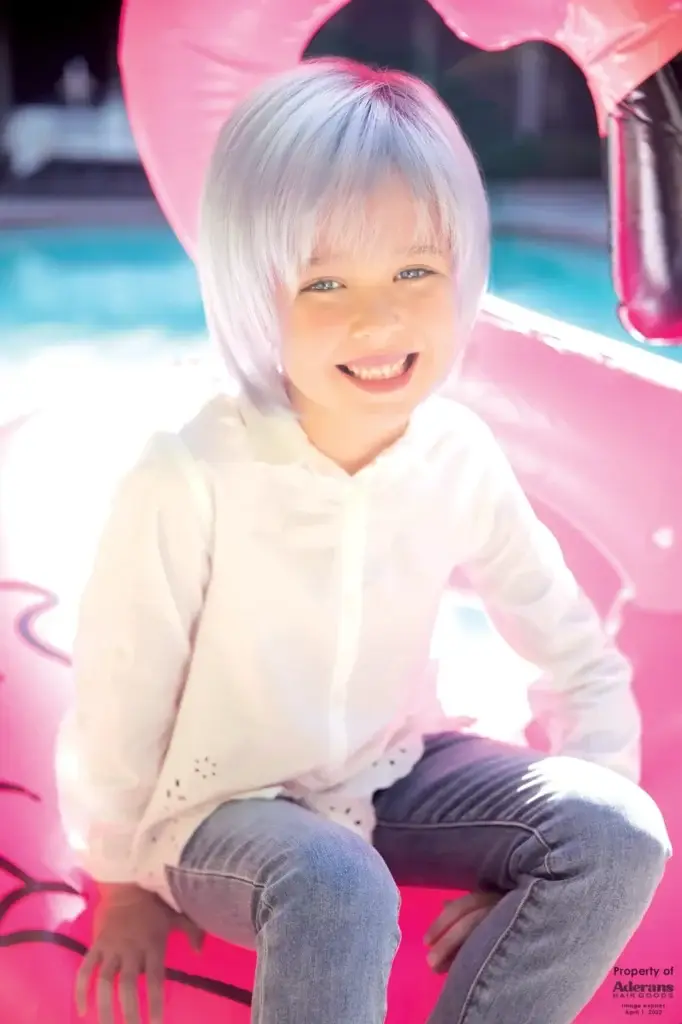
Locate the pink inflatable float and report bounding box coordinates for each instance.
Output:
[2,1,682,1022]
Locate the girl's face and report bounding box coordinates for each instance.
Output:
[280,180,460,430]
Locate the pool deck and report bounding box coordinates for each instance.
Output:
[0,181,610,246]
[0,196,167,228]
[489,181,609,246]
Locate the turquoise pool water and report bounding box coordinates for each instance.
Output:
[0,225,680,361]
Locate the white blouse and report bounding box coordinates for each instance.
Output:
[56,393,641,909]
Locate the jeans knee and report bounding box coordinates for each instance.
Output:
[560,778,671,900]
[273,828,401,939]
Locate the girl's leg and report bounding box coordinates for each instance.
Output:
[373,732,671,1024]
[166,797,400,1024]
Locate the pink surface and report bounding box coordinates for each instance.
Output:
[1,307,681,1023]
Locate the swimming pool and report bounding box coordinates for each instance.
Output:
[1,224,680,362]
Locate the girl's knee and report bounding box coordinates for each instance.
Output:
[273,828,401,932]
[548,763,671,895]
[588,787,669,883]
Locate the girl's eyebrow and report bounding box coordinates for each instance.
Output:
[308,243,445,266]
[407,243,445,257]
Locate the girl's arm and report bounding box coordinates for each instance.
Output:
[461,421,641,782]
[57,432,211,884]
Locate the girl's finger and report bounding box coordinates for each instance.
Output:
[96,956,122,1024]
[427,906,490,973]
[75,948,102,1017]
[179,915,204,952]
[118,956,145,1024]
[144,951,167,1024]
[424,892,495,946]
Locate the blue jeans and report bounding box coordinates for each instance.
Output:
[166,733,670,1023]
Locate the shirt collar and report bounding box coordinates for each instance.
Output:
[236,392,433,480]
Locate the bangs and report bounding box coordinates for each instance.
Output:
[245,96,462,285]
[197,59,489,411]
[297,179,452,279]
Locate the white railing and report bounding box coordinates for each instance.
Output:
[4,95,139,177]
[2,61,140,177]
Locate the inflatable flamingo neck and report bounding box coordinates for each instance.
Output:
[608,63,682,344]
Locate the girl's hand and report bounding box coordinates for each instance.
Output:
[424,891,501,973]
[76,886,203,1024]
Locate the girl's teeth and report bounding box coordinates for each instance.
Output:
[345,358,408,380]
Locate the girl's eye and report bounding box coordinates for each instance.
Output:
[397,267,434,281]
[303,279,342,293]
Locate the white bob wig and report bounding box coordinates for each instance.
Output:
[197,58,489,412]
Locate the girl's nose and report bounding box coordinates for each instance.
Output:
[350,297,402,344]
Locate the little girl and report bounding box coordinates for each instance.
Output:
[59,58,670,1024]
